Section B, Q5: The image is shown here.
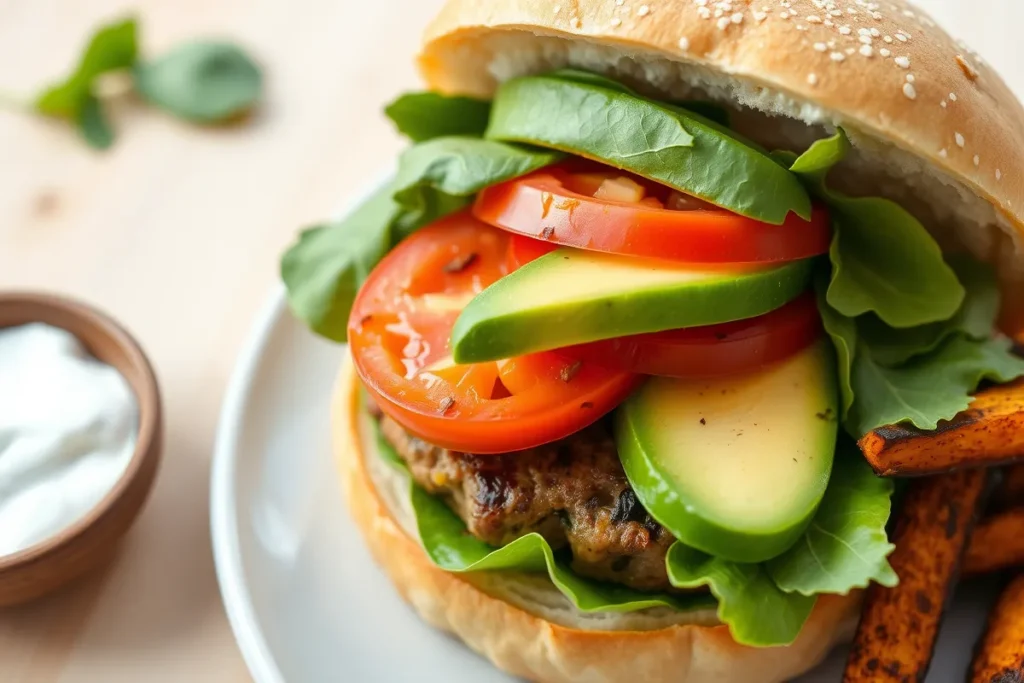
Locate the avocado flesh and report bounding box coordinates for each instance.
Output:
[616,340,837,563]
[450,248,813,363]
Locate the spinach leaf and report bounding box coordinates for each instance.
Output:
[486,74,811,224]
[767,449,897,594]
[847,335,1024,436]
[545,68,636,94]
[373,421,712,615]
[283,138,560,341]
[384,92,491,142]
[666,543,816,646]
[816,274,857,420]
[134,42,262,122]
[36,17,138,119]
[788,130,964,327]
[281,182,398,342]
[76,95,115,150]
[674,100,731,128]
[393,136,561,213]
[857,255,999,366]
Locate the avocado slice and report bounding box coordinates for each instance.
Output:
[485,74,812,224]
[616,340,837,563]
[450,249,813,363]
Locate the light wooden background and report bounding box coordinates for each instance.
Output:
[0,1,1021,681]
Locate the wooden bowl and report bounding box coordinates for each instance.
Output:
[0,292,163,606]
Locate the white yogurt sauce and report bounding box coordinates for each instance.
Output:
[0,323,138,557]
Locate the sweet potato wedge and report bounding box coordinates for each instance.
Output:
[859,380,1024,476]
[963,508,1024,577]
[844,469,988,682]
[969,574,1024,683]
[993,464,1024,509]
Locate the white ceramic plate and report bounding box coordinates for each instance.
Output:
[211,213,999,683]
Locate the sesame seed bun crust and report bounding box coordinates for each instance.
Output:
[419,0,1024,331]
[333,356,862,683]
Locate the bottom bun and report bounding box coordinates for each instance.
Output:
[333,356,861,683]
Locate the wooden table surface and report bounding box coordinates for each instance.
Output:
[0,1,1021,681]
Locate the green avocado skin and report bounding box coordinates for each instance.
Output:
[451,249,815,364]
[615,341,838,563]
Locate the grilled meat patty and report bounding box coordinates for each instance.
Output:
[379,416,673,591]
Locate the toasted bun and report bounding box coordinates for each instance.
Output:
[419,0,1024,332]
[333,356,861,683]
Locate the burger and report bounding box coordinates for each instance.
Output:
[280,2,1024,681]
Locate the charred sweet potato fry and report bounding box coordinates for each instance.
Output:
[993,464,1024,510]
[964,508,1024,577]
[969,574,1024,683]
[859,380,1024,476]
[844,469,988,682]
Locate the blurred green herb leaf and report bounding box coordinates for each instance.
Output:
[134,41,262,123]
[76,95,115,149]
[35,17,138,119]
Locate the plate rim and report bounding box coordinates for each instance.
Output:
[210,284,290,683]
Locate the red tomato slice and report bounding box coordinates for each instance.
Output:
[348,211,640,454]
[475,166,831,264]
[561,293,821,378]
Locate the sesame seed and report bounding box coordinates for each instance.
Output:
[807,73,818,85]
[845,47,855,55]
[940,100,947,108]
[870,27,880,37]
[678,36,690,50]
[997,169,1002,180]
[814,42,828,52]
[637,4,650,16]
[807,14,822,23]
[839,25,851,35]
[732,11,744,23]
[830,51,846,62]
[860,45,873,57]
[879,48,891,57]
[895,56,910,69]
[956,55,979,80]
[858,27,871,36]
[824,19,834,27]
[955,132,965,148]
[717,16,730,29]
[779,10,789,18]
[895,33,908,42]
[698,7,711,18]
[616,0,624,5]
[939,148,948,158]
[950,92,958,101]
[906,74,915,83]
[754,10,767,21]
[553,4,561,12]
[903,82,917,99]
[859,35,872,45]
[883,35,893,43]
[973,155,980,167]
[611,16,622,26]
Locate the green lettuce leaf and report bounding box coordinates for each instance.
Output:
[816,274,857,420]
[788,130,964,327]
[486,74,811,224]
[666,544,816,646]
[372,422,712,615]
[857,255,999,366]
[281,182,398,341]
[393,136,561,216]
[384,92,492,142]
[281,137,557,341]
[767,449,897,594]
[847,335,1024,436]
